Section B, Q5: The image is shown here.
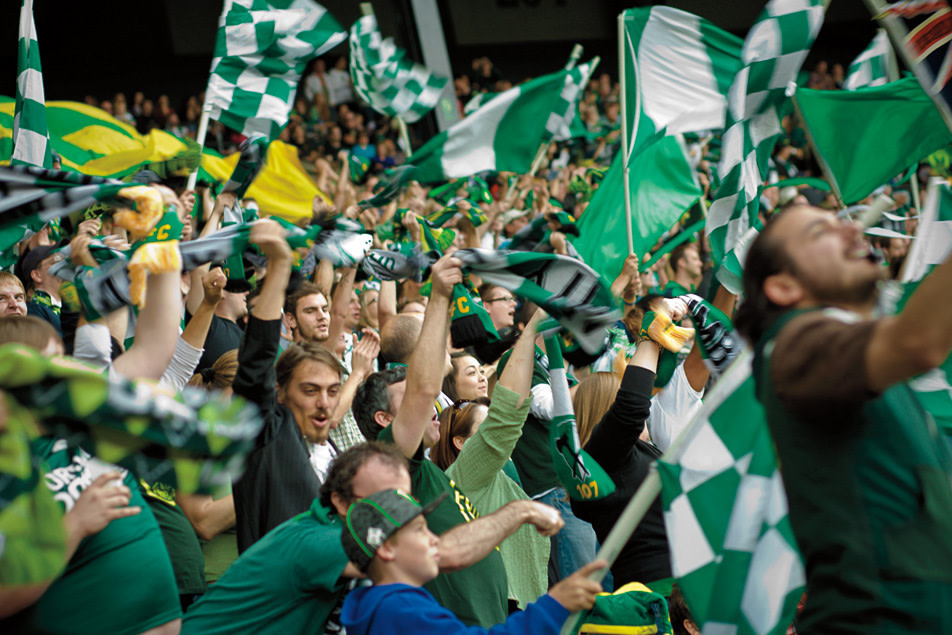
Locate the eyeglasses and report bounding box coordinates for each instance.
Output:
[485,295,516,304]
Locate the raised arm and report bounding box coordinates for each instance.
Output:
[867,249,952,391]
[584,339,658,472]
[377,279,397,330]
[111,270,181,381]
[330,329,380,429]
[231,220,291,407]
[450,313,541,491]
[389,255,461,459]
[322,267,355,353]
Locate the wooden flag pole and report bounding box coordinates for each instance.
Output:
[558,349,758,635]
[879,26,924,215]
[618,12,635,255]
[186,107,212,190]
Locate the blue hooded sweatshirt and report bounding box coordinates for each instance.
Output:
[340,583,569,634]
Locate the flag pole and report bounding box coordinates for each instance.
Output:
[618,11,635,255]
[395,115,413,157]
[791,87,846,208]
[880,26,923,214]
[186,107,212,190]
[503,44,587,207]
[559,349,756,635]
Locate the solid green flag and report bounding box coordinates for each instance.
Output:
[573,135,701,280]
[796,77,952,204]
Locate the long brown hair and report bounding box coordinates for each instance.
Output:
[572,372,621,448]
[432,398,489,470]
[188,349,239,390]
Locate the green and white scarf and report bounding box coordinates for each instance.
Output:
[544,335,615,501]
[362,247,619,356]
[0,344,263,495]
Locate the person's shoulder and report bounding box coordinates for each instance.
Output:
[773,308,867,357]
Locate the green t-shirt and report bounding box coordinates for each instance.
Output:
[2,437,181,635]
[202,528,238,584]
[757,310,952,633]
[141,480,207,596]
[181,498,350,635]
[379,426,509,628]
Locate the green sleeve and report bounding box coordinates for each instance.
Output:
[448,385,531,493]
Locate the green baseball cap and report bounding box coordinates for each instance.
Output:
[341,489,445,571]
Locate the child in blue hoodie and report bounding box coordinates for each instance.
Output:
[339,488,606,634]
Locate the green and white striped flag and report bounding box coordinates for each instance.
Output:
[349,14,448,124]
[621,6,744,163]
[844,30,891,90]
[657,349,805,635]
[463,91,495,115]
[707,0,827,294]
[407,61,596,183]
[901,177,952,283]
[206,0,346,139]
[898,178,952,436]
[12,0,51,169]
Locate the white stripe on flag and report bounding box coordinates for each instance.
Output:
[639,8,728,134]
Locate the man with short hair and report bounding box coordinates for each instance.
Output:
[735,204,952,633]
[379,313,422,366]
[285,281,331,344]
[184,439,570,634]
[352,366,407,441]
[667,242,703,294]
[232,220,344,553]
[0,272,28,317]
[479,283,517,332]
[16,243,63,335]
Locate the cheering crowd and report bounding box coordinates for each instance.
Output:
[3,37,952,635]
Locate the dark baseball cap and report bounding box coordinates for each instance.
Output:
[340,489,445,571]
[15,244,57,289]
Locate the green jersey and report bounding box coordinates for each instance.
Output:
[379,426,509,627]
[182,498,350,634]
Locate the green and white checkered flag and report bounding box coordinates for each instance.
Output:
[844,29,891,91]
[706,0,826,293]
[206,0,346,139]
[349,13,448,124]
[657,349,805,635]
[896,178,952,438]
[11,0,52,169]
[408,61,597,183]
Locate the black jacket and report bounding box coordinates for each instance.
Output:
[571,365,672,586]
[232,316,322,553]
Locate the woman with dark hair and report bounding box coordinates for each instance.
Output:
[431,398,490,471]
[441,352,488,403]
[431,313,551,610]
